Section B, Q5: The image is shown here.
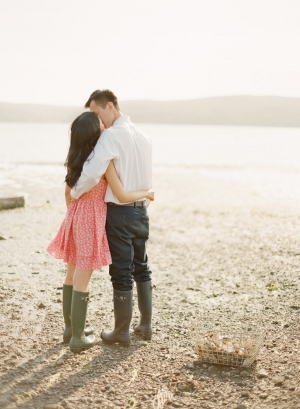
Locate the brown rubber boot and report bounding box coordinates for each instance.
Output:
[134,281,152,340]
[62,284,94,343]
[101,289,132,346]
[69,290,95,353]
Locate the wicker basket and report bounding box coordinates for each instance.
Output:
[190,313,268,367]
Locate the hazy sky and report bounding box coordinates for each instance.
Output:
[1,0,300,105]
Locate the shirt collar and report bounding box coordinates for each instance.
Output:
[112,115,131,127]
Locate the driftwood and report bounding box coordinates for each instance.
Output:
[0,196,25,210]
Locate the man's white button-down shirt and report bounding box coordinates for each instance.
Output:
[70,115,152,204]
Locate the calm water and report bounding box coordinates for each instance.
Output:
[0,122,300,201]
[0,122,300,168]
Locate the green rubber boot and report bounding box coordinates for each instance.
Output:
[69,290,95,353]
[62,284,94,344]
[101,289,132,346]
[134,281,153,340]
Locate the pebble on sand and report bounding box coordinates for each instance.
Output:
[257,368,269,378]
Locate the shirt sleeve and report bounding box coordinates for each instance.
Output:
[70,130,119,199]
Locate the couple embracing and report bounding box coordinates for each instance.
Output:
[47,90,154,353]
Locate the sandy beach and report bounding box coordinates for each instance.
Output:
[0,160,299,409]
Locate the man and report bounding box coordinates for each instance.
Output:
[71,90,153,346]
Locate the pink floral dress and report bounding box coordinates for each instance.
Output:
[47,178,112,270]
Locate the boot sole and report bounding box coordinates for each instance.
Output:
[64,332,94,344]
[100,336,130,347]
[101,339,130,347]
[70,344,95,353]
[135,334,152,340]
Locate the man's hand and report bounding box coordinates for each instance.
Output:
[146,189,155,201]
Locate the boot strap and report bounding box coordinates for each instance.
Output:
[81,296,90,302]
[114,295,127,302]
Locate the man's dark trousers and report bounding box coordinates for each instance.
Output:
[105,204,152,291]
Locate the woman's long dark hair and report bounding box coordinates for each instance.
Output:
[65,112,101,188]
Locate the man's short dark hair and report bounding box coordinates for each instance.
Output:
[85,89,120,111]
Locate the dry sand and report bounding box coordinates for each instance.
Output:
[0,165,300,409]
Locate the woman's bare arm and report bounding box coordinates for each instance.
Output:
[65,184,71,208]
[105,161,154,203]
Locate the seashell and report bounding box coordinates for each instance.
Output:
[242,357,253,366]
[241,339,257,348]
[222,344,235,354]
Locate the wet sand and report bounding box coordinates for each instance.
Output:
[0,165,300,409]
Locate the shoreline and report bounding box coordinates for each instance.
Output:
[1,161,300,212]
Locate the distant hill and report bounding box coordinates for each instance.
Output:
[0,102,83,123]
[1,96,300,127]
